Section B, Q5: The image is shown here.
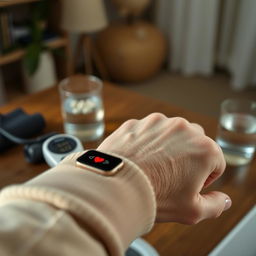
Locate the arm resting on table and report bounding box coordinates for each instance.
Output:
[0,152,156,256]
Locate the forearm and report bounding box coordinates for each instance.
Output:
[0,199,107,256]
[0,152,156,256]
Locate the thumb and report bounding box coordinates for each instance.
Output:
[199,191,232,220]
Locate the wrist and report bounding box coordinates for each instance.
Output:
[1,151,156,254]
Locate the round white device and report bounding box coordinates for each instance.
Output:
[126,238,159,256]
[42,134,84,167]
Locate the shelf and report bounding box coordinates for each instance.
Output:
[46,37,68,49]
[0,37,68,66]
[0,0,40,8]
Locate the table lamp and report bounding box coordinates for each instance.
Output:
[60,0,109,79]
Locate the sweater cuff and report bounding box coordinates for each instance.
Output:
[0,152,156,256]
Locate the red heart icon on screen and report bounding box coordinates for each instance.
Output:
[94,157,105,163]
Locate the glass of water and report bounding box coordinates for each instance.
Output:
[59,75,104,142]
[216,99,256,166]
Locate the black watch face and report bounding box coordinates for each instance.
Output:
[76,150,122,172]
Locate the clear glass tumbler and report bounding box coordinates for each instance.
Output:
[59,75,104,142]
[216,99,256,166]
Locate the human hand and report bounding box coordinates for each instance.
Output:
[98,113,231,224]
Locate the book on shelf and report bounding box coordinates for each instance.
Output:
[0,10,14,54]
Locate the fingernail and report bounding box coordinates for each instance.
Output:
[224,198,232,211]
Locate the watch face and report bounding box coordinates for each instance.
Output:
[76,150,123,172]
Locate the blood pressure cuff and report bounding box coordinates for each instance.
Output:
[0,108,45,152]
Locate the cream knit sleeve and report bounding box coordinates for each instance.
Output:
[0,152,156,256]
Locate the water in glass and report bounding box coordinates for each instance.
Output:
[62,95,104,141]
[216,113,256,165]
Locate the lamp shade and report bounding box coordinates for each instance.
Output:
[61,0,108,33]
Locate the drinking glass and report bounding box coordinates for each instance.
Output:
[216,99,256,166]
[59,75,104,142]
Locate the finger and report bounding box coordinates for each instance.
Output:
[198,191,232,221]
[203,139,226,188]
[191,123,205,134]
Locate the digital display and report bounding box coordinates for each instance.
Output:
[76,150,122,172]
[48,137,77,154]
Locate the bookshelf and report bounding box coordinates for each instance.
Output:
[0,0,73,105]
[0,0,40,8]
[0,0,73,73]
[0,0,73,71]
[0,37,68,66]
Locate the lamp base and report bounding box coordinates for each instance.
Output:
[75,34,109,80]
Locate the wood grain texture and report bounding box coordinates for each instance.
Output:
[0,83,255,256]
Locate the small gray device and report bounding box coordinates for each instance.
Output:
[43,134,84,167]
[126,238,159,256]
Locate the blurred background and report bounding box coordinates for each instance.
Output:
[0,0,256,117]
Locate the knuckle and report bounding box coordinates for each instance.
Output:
[199,136,212,148]
[195,137,215,164]
[173,117,189,130]
[204,138,221,157]
[199,137,217,154]
[121,119,137,129]
[192,137,223,168]
[147,112,166,121]
[209,142,220,155]
[192,123,205,133]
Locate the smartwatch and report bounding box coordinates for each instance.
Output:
[76,150,124,176]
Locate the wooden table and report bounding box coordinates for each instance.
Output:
[0,84,255,256]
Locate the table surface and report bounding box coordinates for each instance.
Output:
[0,83,255,256]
